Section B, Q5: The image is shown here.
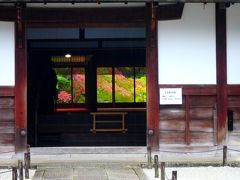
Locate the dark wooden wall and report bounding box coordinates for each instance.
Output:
[35,111,146,147]
[0,87,15,153]
[159,85,240,147]
[159,85,217,146]
[228,86,240,144]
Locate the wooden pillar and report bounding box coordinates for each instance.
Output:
[146,2,159,150]
[185,95,190,145]
[86,59,97,112]
[15,3,27,152]
[216,4,227,144]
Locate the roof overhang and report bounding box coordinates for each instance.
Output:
[0,1,184,25]
[0,0,239,3]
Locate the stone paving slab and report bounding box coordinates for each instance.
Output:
[44,168,73,179]
[106,168,139,180]
[73,176,108,180]
[33,168,72,180]
[74,167,107,176]
[36,162,142,169]
[32,170,44,180]
[33,166,147,180]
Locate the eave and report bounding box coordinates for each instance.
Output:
[0,0,239,3]
[0,3,184,26]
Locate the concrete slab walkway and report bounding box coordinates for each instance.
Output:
[33,166,147,180]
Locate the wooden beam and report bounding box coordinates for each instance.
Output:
[216,3,227,144]
[185,95,190,145]
[146,2,159,150]
[0,6,16,21]
[159,85,217,96]
[25,7,146,27]
[0,0,238,3]
[0,87,15,97]
[15,3,27,152]
[0,4,184,26]
[157,3,184,20]
[228,85,240,96]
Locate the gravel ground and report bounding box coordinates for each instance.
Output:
[143,166,240,180]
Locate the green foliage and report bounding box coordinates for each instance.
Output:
[135,76,146,102]
[55,66,146,104]
[55,67,86,103]
[97,88,112,102]
[97,67,146,103]
[56,74,71,93]
[97,73,112,103]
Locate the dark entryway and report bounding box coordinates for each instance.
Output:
[27,27,147,147]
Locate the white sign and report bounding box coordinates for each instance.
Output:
[160,88,182,105]
[0,21,15,86]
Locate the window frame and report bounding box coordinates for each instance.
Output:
[54,63,87,109]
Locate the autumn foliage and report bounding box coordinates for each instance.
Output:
[55,67,146,104]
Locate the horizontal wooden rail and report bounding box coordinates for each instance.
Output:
[159,85,217,96]
[228,85,240,96]
[0,86,15,97]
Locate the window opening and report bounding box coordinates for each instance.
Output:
[115,67,134,103]
[52,55,87,107]
[97,67,146,104]
[97,67,113,103]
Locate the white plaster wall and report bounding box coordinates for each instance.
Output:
[227,4,240,84]
[158,3,216,84]
[0,21,15,86]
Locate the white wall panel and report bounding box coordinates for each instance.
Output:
[0,21,15,86]
[158,3,216,84]
[227,4,240,84]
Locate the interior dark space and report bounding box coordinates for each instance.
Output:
[27,27,147,147]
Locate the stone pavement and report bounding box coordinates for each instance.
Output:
[32,164,147,180]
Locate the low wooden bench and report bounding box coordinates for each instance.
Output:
[90,112,128,133]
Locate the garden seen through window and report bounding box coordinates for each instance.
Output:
[52,56,146,107]
[52,55,86,105]
[97,67,146,103]
[55,67,85,104]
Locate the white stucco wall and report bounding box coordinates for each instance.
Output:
[158,3,216,84]
[0,21,15,86]
[227,4,240,84]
